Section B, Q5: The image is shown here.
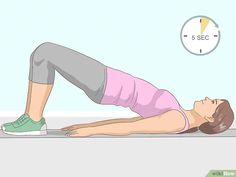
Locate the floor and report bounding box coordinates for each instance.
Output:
[0,117,235,177]
[0,129,236,138]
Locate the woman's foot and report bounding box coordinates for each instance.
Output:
[1,114,47,135]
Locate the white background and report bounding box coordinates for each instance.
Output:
[0,1,235,126]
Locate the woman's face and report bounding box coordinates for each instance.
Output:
[193,97,224,120]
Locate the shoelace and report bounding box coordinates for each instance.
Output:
[16,114,28,125]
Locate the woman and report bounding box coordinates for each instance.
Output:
[1,42,234,137]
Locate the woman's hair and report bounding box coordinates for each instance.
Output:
[178,99,234,134]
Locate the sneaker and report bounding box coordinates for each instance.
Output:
[1,114,47,135]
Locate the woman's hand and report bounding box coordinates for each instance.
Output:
[66,127,94,137]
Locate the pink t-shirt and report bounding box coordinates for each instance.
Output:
[100,67,190,133]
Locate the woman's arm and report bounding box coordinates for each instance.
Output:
[67,110,185,137]
[62,116,143,131]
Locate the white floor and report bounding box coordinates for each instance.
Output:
[0,116,236,177]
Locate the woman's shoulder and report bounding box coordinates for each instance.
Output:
[151,110,186,133]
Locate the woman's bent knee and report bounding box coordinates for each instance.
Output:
[30,42,54,64]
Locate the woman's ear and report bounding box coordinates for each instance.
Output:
[205,116,214,123]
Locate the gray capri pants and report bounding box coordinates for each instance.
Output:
[29,42,107,104]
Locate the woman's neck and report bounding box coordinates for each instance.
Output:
[182,109,208,129]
